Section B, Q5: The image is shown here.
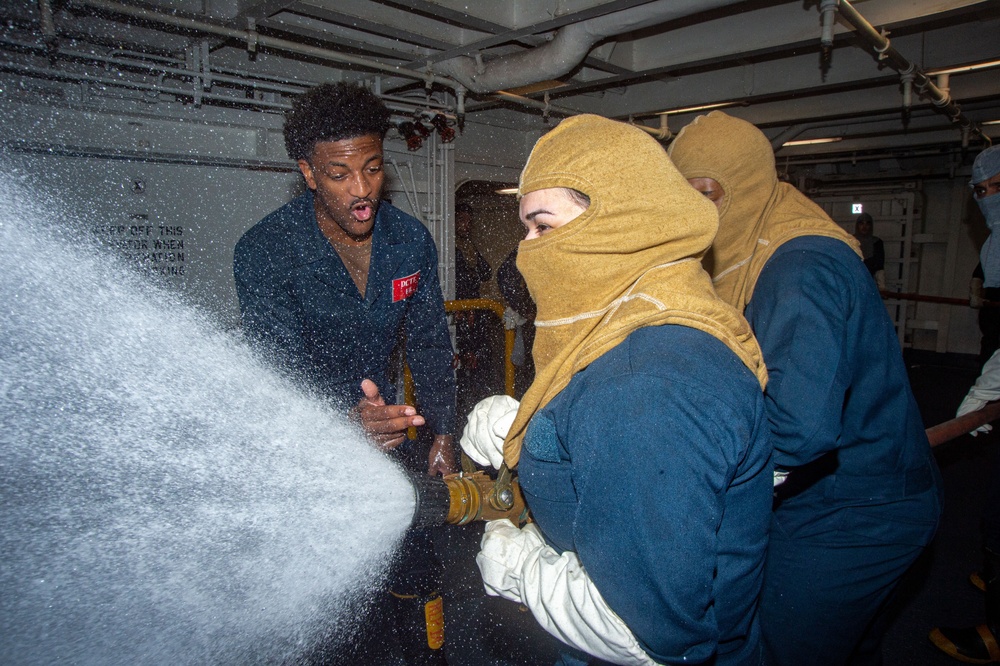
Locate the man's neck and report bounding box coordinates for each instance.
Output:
[317,216,373,247]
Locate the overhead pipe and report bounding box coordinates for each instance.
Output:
[62,0,581,121]
[830,0,990,146]
[0,36,458,123]
[433,0,744,95]
[0,62,463,149]
[770,123,823,150]
[819,0,838,54]
[0,59,292,110]
[38,0,56,39]
[67,0,462,94]
[477,91,671,140]
[768,111,919,151]
[491,90,578,118]
[630,114,672,141]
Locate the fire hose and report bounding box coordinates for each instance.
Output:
[406,400,1000,528]
[405,290,1000,527]
[926,400,1000,447]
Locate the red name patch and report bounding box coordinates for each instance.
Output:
[392,271,420,302]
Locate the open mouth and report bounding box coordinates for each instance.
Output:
[351,199,376,222]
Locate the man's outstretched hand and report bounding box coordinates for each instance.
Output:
[353,379,424,450]
[353,380,456,475]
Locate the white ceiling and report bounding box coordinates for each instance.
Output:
[1,0,998,181]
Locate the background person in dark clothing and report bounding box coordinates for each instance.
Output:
[496,247,535,397]
[454,201,491,301]
[854,212,886,288]
[453,201,502,415]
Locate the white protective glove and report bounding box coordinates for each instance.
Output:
[477,519,658,666]
[460,395,519,469]
[959,349,1000,436]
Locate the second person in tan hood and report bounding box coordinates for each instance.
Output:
[460,114,773,665]
[670,110,942,666]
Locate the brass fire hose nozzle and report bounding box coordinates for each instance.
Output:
[442,467,529,525]
[409,464,530,529]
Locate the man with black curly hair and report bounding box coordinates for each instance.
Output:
[234,82,456,665]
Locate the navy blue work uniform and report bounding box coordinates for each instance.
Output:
[233,191,456,435]
[749,237,941,666]
[519,326,772,666]
[233,191,456,629]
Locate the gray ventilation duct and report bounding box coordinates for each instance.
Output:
[434,0,745,94]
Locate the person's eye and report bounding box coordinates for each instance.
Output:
[537,223,551,234]
[368,165,382,174]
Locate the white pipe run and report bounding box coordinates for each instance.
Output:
[433,0,745,94]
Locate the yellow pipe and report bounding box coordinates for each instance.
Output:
[403,298,518,439]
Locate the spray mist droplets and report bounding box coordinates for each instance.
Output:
[0,173,415,665]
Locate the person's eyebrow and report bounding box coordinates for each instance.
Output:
[524,207,552,222]
[323,153,383,169]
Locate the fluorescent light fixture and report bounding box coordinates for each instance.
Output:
[926,59,1000,76]
[655,101,735,116]
[983,120,1000,126]
[495,187,519,195]
[782,137,843,146]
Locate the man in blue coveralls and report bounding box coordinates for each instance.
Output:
[670,111,941,666]
[234,82,456,665]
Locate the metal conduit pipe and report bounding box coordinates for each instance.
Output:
[0,60,294,110]
[832,0,990,146]
[0,36,310,96]
[0,58,455,120]
[38,0,56,39]
[67,0,462,94]
[630,114,672,141]
[819,0,838,53]
[768,111,919,151]
[769,123,823,150]
[14,36,456,113]
[433,0,745,94]
[490,90,577,118]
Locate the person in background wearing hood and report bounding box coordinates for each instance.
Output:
[853,212,886,289]
[930,143,1000,664]
[669,111,942,666]
[233,82,456,665]
[461,114,773,665]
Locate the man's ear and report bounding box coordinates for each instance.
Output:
[297,159,317,190]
